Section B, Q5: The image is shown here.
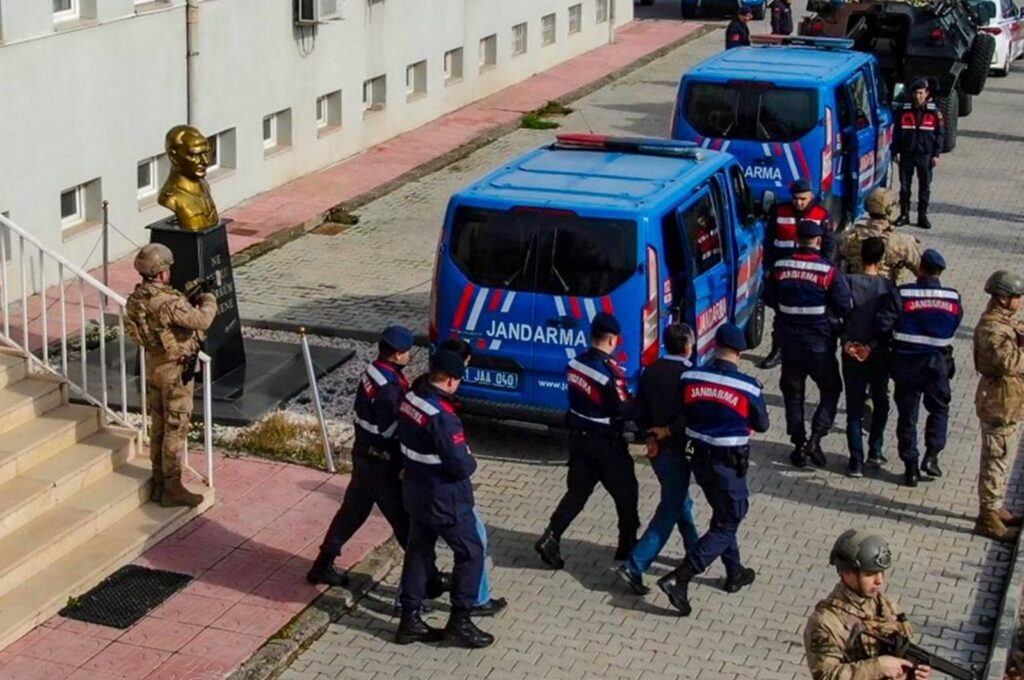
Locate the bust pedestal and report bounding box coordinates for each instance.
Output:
[147,219,245,381]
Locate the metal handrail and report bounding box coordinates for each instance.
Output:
[181,352,214,488]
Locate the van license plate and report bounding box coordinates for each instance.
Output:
[465,368,519,390]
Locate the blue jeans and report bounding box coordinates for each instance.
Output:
[473,508,492,606]
[626,447,699,576]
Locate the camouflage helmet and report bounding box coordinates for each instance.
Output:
[829,529,893,573]
[984,270,1024,298]
[133,243,174,277]
[865,187,896,218]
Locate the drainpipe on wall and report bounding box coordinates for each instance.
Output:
[186,0,200,125]
[608,0,616,45]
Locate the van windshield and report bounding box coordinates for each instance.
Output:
[450,206,637,298]
[684,81,818,142]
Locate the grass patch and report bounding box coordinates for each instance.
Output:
[230,411,351,472]
[520,112,561,130]
[538,100,573,116]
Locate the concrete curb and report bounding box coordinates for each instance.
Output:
[987,536,1022,680]
[226,538,403,680]
[230,21,717,269]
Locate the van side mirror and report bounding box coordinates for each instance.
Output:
[761,190,777,216]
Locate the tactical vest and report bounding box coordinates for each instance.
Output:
[125,282,182,360]
[892,282,962,355]
[774,203,830,253]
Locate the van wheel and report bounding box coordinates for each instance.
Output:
[744,297,766,350]
[962,33,997,95]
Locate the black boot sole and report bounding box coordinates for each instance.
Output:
[395,630,444,645]
[444,632,495,648]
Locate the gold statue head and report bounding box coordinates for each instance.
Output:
[159,125,220,231]
[165,125,212,180]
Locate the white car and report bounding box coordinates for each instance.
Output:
[972,0,1024,75]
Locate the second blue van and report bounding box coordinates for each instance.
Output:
[671,37,894,226]
[429,135,767,424]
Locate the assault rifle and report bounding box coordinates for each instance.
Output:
[182,272,218,303]
[853,627,977,679]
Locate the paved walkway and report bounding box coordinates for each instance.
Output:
[257,38,1024,680]
[0,453,388,680]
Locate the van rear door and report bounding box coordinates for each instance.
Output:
[837,68,879,214]
[673,80,821,203]
[528,211,642,412]
[443,204,541,406]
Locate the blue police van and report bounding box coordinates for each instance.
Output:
[671,37,893,226]
[429,135,767,423]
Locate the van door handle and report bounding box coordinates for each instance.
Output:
[547,316,578,329]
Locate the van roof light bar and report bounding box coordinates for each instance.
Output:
[554,134,705,160]
[749,35,855,49]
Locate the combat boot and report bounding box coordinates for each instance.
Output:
[789,441,807,468]
[395,609,444,645]
[444,609,494,649]
[306,553,350,587]
[903,463,920,488]
[894,209,911,227]
[999,509,1024,528]
[916,207,932,230]
[150,468,164,504]
[723,567,756,594]
[534,528,564,569]
[975,511,1021,543]
[806,434,827,467]
[758,345,782,370]
[161,475,204,508]
[657,562,696,616]
[920,454,943,478]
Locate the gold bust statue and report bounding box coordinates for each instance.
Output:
[158,125,220,231]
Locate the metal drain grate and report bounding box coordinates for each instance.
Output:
[59,564,193,629]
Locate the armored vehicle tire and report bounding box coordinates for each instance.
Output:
[753,2,766,19]
[958,90,973,117]
[745,296,766,349]
[681,4,697,18]
[962,33,997,95]
[939,94,959,153]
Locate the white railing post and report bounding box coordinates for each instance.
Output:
[139,348,148,450]
[39,251,48,366]
[79,278,88,392]
[1,225,8,338]
[98,294,108,420]
[58,264,68,378]
[117,310,128,424]
[201,352,213,488]
[19,235,28,351]
[299,328,336,473]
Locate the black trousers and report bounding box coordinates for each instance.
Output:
[780,347,842,445]
[891,353,952,465]
[400,504,483,612]
[898,152,933,214]
[318,452,408,559]
[841,352,890,464]
[549,430,640,549]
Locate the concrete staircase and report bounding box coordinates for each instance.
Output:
[0,348,211,649]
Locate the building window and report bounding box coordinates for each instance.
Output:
[59,178,100,238]
[60,186,85,229]
[406,61,427,99]
[444,48,464,84]
[511,22,528,57]
[262,110,292,156]
[542,14,556,46]
[53,0,79,21]
[206,128,236,177]
[569,4,582,34]
[137,157,158,200]
[479,34,497,70]
[596,0,609,23]
[316,90,342,136]
[363,75,386,114]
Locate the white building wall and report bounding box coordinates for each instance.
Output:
[0,0,633,271]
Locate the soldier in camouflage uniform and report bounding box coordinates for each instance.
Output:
[837,188,923,284]
[973,270,1024,542]
[125,243,217,508]
[804,530,932,680]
